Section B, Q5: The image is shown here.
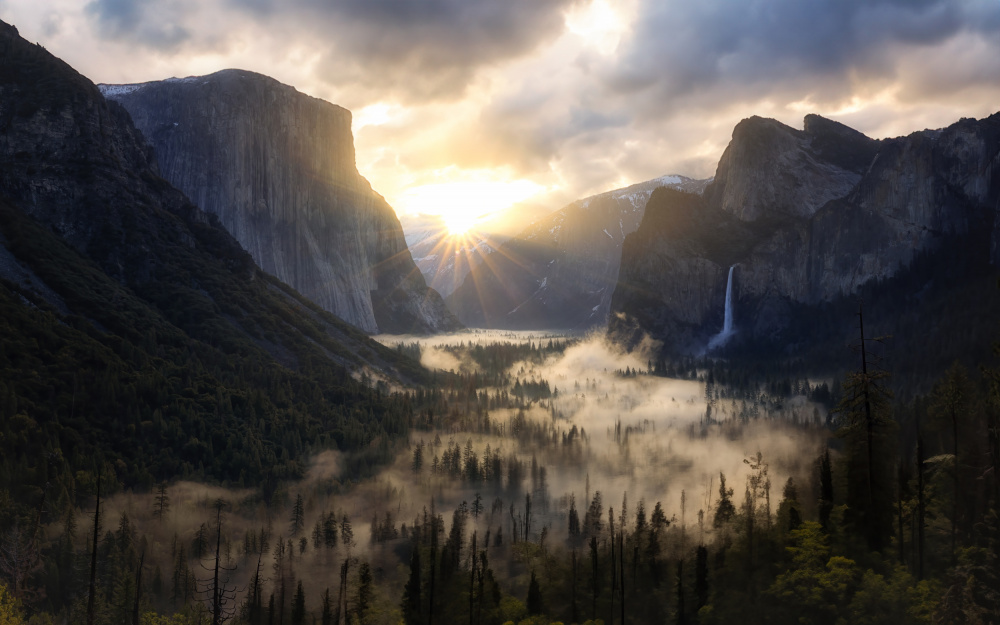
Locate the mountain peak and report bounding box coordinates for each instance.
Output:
[730,115,800,141]
[802,113,878,173]
[706,113,864,222]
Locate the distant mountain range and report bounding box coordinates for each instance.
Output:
[445,174,710,329]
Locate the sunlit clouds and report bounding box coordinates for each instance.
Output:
[564,0,634,55]
[7,0,1000,233]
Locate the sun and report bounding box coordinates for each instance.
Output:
[398,175,545,238]
[444,212,478,237]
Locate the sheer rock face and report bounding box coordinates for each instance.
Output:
[704,115,874,223]
[103,71,459,334]
[610,113,1000,351]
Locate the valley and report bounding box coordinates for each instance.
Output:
[1,9,1000,625]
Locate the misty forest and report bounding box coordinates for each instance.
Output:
[4,7,1000,625]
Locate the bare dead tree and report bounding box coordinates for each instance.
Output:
[0,524,37,597]
[197,500,240,625]
[336,557,351,625]
[240,552,266,625]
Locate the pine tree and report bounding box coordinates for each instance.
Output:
[290,495,305,537]
[412,443,424,475]
[568,495,581,540]
[340,516,353,547]
[154,482,170,522]
[818,448,834,531]
[402,549,422,625]
[356,562,372,622]
[321,588,333,625]
[526,570,542,616]
[291,581,305,625]
[836,301,894,551]
[931,362,970,563]
[713,473,735,528]
[694,546,708,612]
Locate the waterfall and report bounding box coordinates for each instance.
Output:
[708,265,735,350]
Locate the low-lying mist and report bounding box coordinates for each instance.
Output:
[80,331,830,623]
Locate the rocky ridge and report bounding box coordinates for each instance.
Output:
[610,114,1000,352]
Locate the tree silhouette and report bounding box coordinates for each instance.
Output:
[197,500,239,625]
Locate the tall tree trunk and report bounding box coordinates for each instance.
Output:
[859,302,874,510]
[676,559,685,625]
[917,435,926,580]
[428,542,436,625]
[87,472,101,625]
[951,404,958,565]
[590,537,598,621]
[695,546,708,612]
[610,513,616,625]
[468,532,476,625]
[212,507,223,625]
[338,558,349,625]
[619,532,625,625]
[898,465,905,565]
[251,554,264,625]
[132,550,144,625]
[571,549,578,625]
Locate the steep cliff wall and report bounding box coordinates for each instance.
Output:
[103,71,459,334]
[704,115,876,222]
[610,114,1000,352]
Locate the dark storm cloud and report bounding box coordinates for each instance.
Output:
[297,0,582,100]
[608,0,1000,105]
[82,0,581,100]
[85,0,190,49]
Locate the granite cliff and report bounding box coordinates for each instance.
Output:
[446,175,710,329]
[610,114,1000,353]
[102,71,459,334]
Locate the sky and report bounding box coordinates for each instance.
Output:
[5,0,1000,234]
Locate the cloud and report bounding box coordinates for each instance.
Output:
[603,0,1000,111]
[85,0,191,49]
[7,0,1000,224]
[77,0,581,102]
